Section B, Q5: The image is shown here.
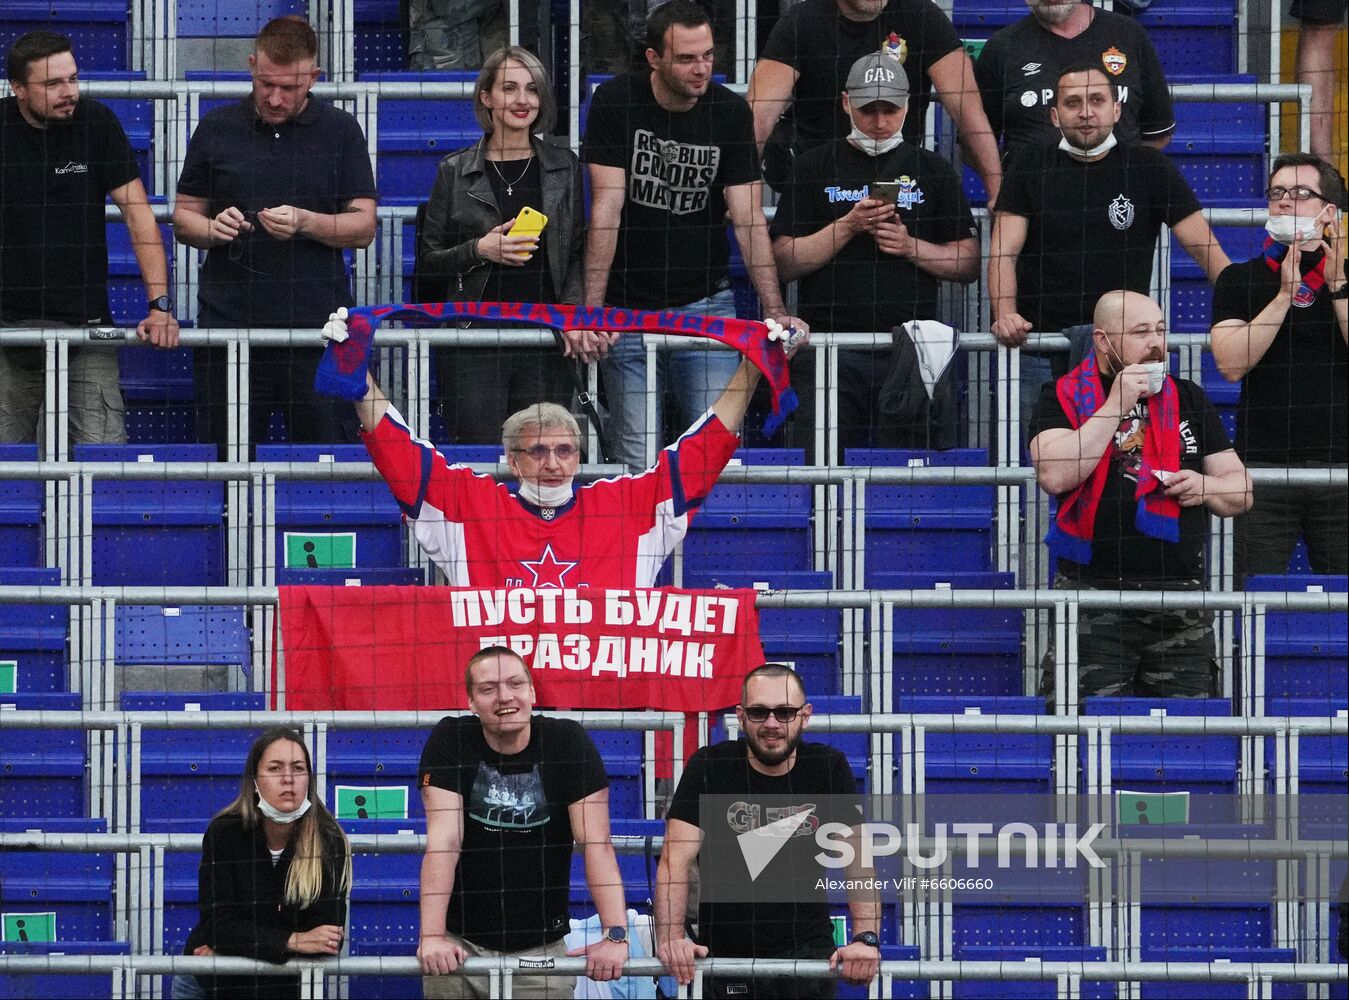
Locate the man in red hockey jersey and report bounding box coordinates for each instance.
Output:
[352,335,805,589]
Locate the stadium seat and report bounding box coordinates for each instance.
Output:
[877,571,1023,697]
[569,817,660,918]
[283,567,426,586]
[119,346,197,445]
[0,1,128,71]
[254,444,405,581]
[0,941,130,999]
[1083,698,1239,797]
[353,0,403,72]
[0,817,112,942]
[591,728,645,820]
[951,947,1113,1000]
[0,692,85,819]
[344,817,426,1000]
[1138,947,1301,1000]
[364,72,480,204]
[84,71,155,194]
[681,570,842,696]
[114,605,251,691]
[0,569,68,693]
[1137,6,1239,77]
[952,867,1093,955]
[175,0,302,39]
[1243,575,1348,706]
[155,818,204,963]
[326,726,425,822]
[119,691,264,829]
[895,695,1052,794]
[0,444,42,570]
[75,444,224,586]
[846,449,994,582]
[682,449,815,579]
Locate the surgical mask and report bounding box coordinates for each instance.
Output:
[846,126,903,157]
[1058,130,1117,160]
[255,782,312,824]
[518,479,573,509]
[1264,209,1325,246]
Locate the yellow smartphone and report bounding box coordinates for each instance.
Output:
[508,207,548,240]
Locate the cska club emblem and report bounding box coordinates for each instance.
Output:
[883,32,908,64]
[1102,46,1128,76]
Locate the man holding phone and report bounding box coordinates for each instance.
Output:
[770,48,979,451]
[1029,289,1251,705]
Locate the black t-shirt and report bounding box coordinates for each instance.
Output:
[666,739,858,958]
[0,96,139,325]
[1210,253,1349,465]
[759,0,962,150]
[418,715,607,951]
[582,72,760,309]
[176,97,378,327]
[1030,374,1231,582]
[974,9,1175,159]
[770,139,976,331]
[481,157,555,305]
[995,141,1202,331]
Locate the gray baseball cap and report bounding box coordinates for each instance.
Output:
[844,51,910,107]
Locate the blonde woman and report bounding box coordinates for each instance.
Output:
[172,728,352,999]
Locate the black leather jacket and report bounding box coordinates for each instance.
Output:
[417,133,585,305]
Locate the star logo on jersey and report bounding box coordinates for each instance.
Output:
[1102,46,1128,76]
[520,544,578,588]
[882,32,908,64]
[1108,194,1136,231]
[1021,62,1042,76]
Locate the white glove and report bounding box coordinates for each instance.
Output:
[321,307,349,344]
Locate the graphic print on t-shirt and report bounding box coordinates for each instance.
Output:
[629,129,722,215]
[468,763,551,829]
[1115,403,1197,481]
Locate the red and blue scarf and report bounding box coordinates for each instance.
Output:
[1261,236,1327,308]
[1044,353,1182,565]
[315,301,799,434]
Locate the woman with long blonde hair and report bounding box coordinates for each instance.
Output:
[172,728,352,999]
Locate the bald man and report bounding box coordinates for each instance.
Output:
[1029,290,1250,705]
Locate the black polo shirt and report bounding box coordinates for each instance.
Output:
[176,96,377,327]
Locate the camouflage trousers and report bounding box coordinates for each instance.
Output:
[1039,574,1219,707]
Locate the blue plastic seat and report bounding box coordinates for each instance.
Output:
[683,449,815,578]
[680,570,842,696]
[877,571,1023,696]
[255,444,405,580]
[1244,575,1348,704]
[1139,947,1301,999]
[591,729,645,820]
[75,444,225,585]
[0,818,112,942]
[364,72,480,202]
[175,0,303,38]
[0,444,42,569]
[952,947,1113,1000]
[353,0,403,72]
[84,71,155,194]
[1137,6,1238,77]
[847,449,994,580]
[284,567,426,586]
[0,568,68,693]
[327,727,426,822]
[569,817,661,917]
[0,692,85,819]
[0,2,129,71]
[344,817,424,999]
[896,695,1052,793]
[120,691,264,829]
[114,605,250,689]
[1084,698,1239,797]
[0,940,130,999]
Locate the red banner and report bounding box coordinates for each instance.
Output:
[277,586,764,719]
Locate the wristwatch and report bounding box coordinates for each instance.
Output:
[603,925,628,945]
[147,295,174,312]
[851,931,881,949]
[1330,283,1349,301]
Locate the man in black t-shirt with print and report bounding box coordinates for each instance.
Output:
[173,16,378,453]
[748,0,1002,201]
[1210,153,1348,578]
[990,64,1229,434]
[655,664,880,999]
[582,0,807,473]
[1030,291,1251,706]
[771,49,978,450]
[0,31,179,448]
[417,646,629,998]
[975,0,1175,161]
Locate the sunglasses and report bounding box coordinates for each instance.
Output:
[512,443,579,462]
[742,705,802,724]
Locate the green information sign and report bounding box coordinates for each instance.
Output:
[962,38,986,62]
[283,532,357,570]
[335,785,409,820]
[0,660,15,694]
[3,912,56,943]
[1117,790,1190,825]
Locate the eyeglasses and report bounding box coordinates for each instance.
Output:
[1265,185,1326,202]
[512,443,579,462]
[742,705,802,724]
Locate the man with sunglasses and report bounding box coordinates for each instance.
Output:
[655,664,881,998]
[353,330,803,587]
[1210,154,1348,578]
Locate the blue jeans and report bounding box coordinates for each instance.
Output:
[599,288,740,472]
[170,973,208,999]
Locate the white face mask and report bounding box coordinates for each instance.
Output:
[255,782,312,824]
[518,479,574,509]
[1058,130,1118,160]
[1264,209,1326,247]
[846,125,903,157]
